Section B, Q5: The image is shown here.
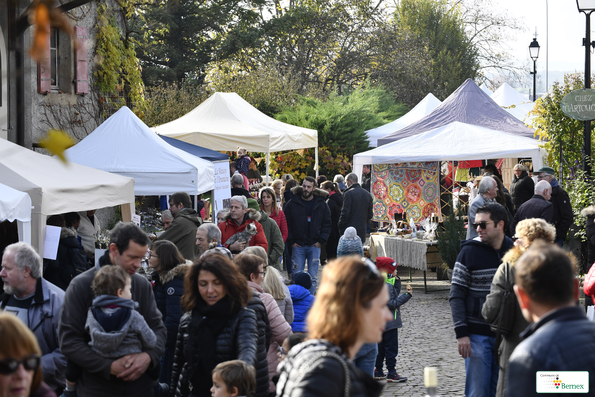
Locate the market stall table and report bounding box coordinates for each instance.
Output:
[368,233,447,293]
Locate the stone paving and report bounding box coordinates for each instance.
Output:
[379,267,465,397]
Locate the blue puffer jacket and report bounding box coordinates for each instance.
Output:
[384,275,412,331]
[288,285,315,333]
[153,263,189,349]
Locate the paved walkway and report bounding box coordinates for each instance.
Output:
[379,267,465,397]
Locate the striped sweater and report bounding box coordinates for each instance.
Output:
[449,236,513,339]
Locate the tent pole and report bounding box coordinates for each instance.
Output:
[315,146,319,178]
[266,151,270,186]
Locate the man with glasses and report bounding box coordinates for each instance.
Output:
[534,167,573,246]
[466,176,498,240]
[450,203,513,397]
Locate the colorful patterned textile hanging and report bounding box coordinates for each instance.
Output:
[371,162,442,223]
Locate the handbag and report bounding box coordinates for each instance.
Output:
[490,262,518,361]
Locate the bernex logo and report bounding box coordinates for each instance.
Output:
[537,372,589,393]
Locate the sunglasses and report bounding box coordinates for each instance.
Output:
[363,258,381,279]
[472,221,494,230]
[0,355,40,375]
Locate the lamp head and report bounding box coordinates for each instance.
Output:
[529,38,540,61]
[577,0,595,13]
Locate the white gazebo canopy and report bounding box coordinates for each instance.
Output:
[353,121,546,177]
[0,138,135,255]
[365,93,442,147]
[66,106,214,195]
[0,183,32,244]
[153,92,319,179]
[491,83,529,108]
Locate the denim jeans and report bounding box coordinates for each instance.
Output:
[291,245,320,294]
[375,328,398,375]
[354,343,378,377]
[464,334,498,397]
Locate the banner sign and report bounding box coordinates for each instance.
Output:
[561,88,595,121]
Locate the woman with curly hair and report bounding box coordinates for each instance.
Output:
[482,218,556,397]
[169,255,258,397]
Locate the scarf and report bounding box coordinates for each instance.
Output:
[189,296,238,397]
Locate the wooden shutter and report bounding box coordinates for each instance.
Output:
[37,29,51,94]
[74,26,88,94]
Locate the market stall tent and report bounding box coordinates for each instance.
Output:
[365,93,442,147]
[153,92,319,179]
[377,79,536,146]
[0,183,32,244]
[0,138,135,256]
[353,122,546,178]
[66,106,214,195]
[160,136,228,162]
[490,83,529,107]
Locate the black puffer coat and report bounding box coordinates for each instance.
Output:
[170,307,258,397]
[510,171,534,212]
[326,192,343,259]
[247,294,272,397]
[276,339,383,397]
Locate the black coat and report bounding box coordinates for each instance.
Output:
[170,307,258,397]
[276,339,383,397]
[581,205,595,265]
[338,183,373,244]
[510,171,534,211]
[284,187,332,247]
[247,295,272,397]
[510,195,553,235]
[549,184,573,241]
[326,192,343,259]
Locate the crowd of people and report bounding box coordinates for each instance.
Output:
[1,155,595,397]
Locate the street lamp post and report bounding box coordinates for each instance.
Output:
[576,0,595,177]
[529,38,540,102]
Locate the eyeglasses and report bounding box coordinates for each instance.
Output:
[472,221,494,230]
[148,252,155,259]
[259,271,266,277]
[0,355,40,375]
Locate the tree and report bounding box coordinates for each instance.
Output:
[393,0,479,99]
[134,0,266,86]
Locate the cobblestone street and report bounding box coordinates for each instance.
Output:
[379,267,465,397]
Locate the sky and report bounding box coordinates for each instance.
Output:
[495,0,588,90]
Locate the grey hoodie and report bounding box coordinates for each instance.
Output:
[85,295,157,359]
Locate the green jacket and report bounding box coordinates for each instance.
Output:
[156,208,202,260]
[259,211,285,269]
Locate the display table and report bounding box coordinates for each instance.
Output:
[369,233,446,293]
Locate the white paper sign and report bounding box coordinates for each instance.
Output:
[213,161,232,216]
[43,225,61,260]
[131,214,141,226]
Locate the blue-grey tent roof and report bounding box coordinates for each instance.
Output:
[160,136,229,162]
[377,79,536,146]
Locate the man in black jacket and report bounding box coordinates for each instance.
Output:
[510,180,553,235]
[59,223,166,397]
[507,242,595,396]
[284,177,332,294]
[535,167,573,246]
[338,173,373,244]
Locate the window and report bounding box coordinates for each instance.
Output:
[50,29,58,89]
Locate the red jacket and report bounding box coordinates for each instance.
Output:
[584,262,595,300]
[218,209,268,253]
[269,209,288,242]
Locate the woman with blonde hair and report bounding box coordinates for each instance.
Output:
[262,267,294,325]
[276,257,389,397]
[0,312,54,397]
[482,218,556,397]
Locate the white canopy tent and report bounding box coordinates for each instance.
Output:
[153,92,319,180]
[66,106,215,195]
[0,183,32,244]
[505,102,537,126]
[0,138,135,255]
[480,83,492,95]
[365,93,442,147]
[490,83,529,107]
[353,122,546,178]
